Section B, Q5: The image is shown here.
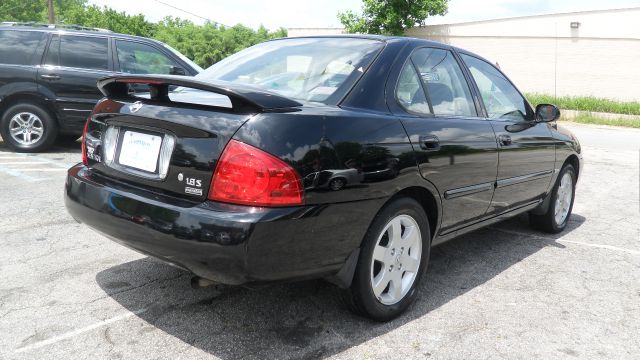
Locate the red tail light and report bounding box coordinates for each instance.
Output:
[81,118,90,165]
[209,140,303,207]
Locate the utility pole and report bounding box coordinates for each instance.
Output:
[47,0,55,24]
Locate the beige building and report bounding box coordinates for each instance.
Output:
[289,7,640,101]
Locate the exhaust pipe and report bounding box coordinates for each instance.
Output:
[190,276,218,289]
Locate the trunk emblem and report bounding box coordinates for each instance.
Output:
[178,173,184,181]
[129,101,143,113]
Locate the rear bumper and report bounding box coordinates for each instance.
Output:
[65,164,383,285]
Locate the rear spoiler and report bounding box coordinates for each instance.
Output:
[97,74,303,112]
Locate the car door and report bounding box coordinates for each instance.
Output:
[38,33,113,131]
[391,47,499,234]
[459,53,556,214]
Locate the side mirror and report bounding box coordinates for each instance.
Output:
[169,66,186,76]
[535,104,560,122]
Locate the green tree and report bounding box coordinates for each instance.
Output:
[338,0,449,35]
[61,5,155,36]
[0,1,287,69]
[0,0,47,22]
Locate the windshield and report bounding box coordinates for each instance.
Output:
[196,37,384,103]
[161,42,204,73]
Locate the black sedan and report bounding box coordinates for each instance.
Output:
[65,36,582,321]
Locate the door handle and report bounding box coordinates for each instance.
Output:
[419,135,440,151]
[498,134,512,146]
[40,74,60,80]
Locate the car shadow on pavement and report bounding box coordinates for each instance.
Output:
[96,213,585,360]
[0,138,81,154]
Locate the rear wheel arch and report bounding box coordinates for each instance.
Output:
[0,93,57,125]
[391,186,440,242]
[327,185,440,289]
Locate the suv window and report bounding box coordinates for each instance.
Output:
[45,35,109,70]
[411,48,476,117]
[116,40,178,74]
[461,54,531,121]
[0,30,46,65]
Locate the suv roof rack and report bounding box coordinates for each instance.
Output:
[0,22,113,33]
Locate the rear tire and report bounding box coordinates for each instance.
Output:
[342,197,430,321]
[0,103,58,152]
[529,164,576,233]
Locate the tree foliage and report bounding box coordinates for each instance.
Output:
[0,0,287,68]
[154,18,286,67]
[338,0,449,35]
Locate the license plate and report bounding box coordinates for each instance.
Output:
[118,131,162,173]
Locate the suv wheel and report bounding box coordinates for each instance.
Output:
[0,103,58,152]
[343,197,430,321]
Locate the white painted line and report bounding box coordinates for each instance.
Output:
[14,309,146,354]
[559,240,640,256]
[12,153,74,168]
[0,162,48,165]
[0,164,47,182]
[488,227,640,256]
[16,168,68,172]
[0,156,25,159]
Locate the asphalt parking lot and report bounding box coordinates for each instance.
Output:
[0,123,638,360]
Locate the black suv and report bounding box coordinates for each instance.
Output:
[0,23,202,152]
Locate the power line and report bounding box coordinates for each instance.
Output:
[151,0,231,27]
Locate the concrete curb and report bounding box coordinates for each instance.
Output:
[561,109,640,121]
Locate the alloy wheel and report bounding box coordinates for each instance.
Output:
[554,172,573,225]
[9,112,44,145]
[370,214,422,305]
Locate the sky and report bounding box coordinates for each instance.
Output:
[87,0,640,30]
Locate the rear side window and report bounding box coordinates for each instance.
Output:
[45,35,109,70]
[396,61,430,115]
[411,48,476,117]
[0,30,46,65]
[115,40,178,74]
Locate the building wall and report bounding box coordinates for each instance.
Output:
[290,8,640,101]
[410,8,640,101]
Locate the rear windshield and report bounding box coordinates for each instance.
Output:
[0,30,46,65]
[196,38,384,103]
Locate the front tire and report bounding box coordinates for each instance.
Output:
[343,197,430,321]
[0,103,58,152]
[529,164,576,233]
[329,178,346,191]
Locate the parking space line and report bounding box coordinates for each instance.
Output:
[15,168,68,172]
[488,227,640,255]
[0,162,49,165]
[9,153,74,168]
[559,239,640,256]
[0,164,49,182]
[13,309,146,354]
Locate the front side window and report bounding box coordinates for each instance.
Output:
[116,40,178,74]
[45,35,109,70]
[411,48,476,117]
[196,38,384,103]
[461,53,531,121]
[0,30,46,65]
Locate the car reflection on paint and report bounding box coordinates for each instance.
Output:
[303,168,364,191]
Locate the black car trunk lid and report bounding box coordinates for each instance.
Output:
[83,75,302,201]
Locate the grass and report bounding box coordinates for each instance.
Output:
[561,114,640,128]
[526,93,640,116]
